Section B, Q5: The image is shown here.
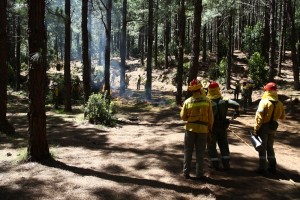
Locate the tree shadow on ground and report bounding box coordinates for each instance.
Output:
[208,151,300,200]
[43,159,213,196]
[0,178,49,200]
[47,115,110,150]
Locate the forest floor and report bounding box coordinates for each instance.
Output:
[1,51,300,200]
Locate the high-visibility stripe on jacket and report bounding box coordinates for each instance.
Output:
[254,98,285,132]
[180,93,214,133]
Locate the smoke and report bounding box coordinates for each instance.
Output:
[89,58,121,93]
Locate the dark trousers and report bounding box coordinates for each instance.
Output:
[207,128,230,168]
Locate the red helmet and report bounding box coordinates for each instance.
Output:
[188,79,202,91]
[264,82,277,91]
[208,82,219,89]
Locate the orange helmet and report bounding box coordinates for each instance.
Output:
[208,81,219,89]
[188,79,203,91]
[264,82,277,91]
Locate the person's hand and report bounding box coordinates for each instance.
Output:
[252,129,257,136]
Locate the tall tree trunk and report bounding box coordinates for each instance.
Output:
[8,0,16,70]
[27,0,50,161]
[188,0,202,83]
[176,0,185,105]
[226,12,233,90]
[163,0,172,68]
[164,19,170,69]
[76,33,81,61]
[64,0,72,111]
[146,0,154,100]
[82,0,91,102]
[202,24,207,62]
[262,4,270,60]
[174,11,179,61]
[120,0,127,95]
[154,0,159,68]
[88,0,92,72]
[268,0,276,82]
[216,16,221,64]
[104,0,112,93]
[278,0,287,76]
[139,26,145,66]
[126,31,130,59]
[16,15,21,91]
[287,0,299,89]
[209,23,213,52]
[187,18,190,50]
[0,0,15,134]
[59,34,64,61]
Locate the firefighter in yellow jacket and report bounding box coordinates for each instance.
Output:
[253,82,285,175]
[180,79,214,180]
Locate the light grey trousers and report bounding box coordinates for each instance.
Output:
[257,124,276,170]
[183,131,207,177]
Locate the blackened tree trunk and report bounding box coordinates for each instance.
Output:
[287,0,299,90]
[120,0,127,95]
[64,0,72,111]
[188,0,202,83]
[27,0,50,161]
[16,16,21,91]
[82,0,91,102]
[0,0,14,135]
[104,0,112,94]
[176,0,185,105]
[146,0,154,100]
[268,0,276,82]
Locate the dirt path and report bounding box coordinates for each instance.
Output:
[1,87,300,200]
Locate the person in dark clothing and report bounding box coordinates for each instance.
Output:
[137,75,141,90]
[207,82,240,171]
[234,80,241,101]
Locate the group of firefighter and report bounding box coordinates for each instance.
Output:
[180,79,285,181]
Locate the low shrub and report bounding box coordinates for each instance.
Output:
[84,92,116,126]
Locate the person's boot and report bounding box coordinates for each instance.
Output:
[267,161,277,175]
[222,159,230,171]
[209,160,220,171]
[254,168,267,176]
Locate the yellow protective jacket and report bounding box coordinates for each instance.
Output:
[180,93,214,133]
[254,93,285,132]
